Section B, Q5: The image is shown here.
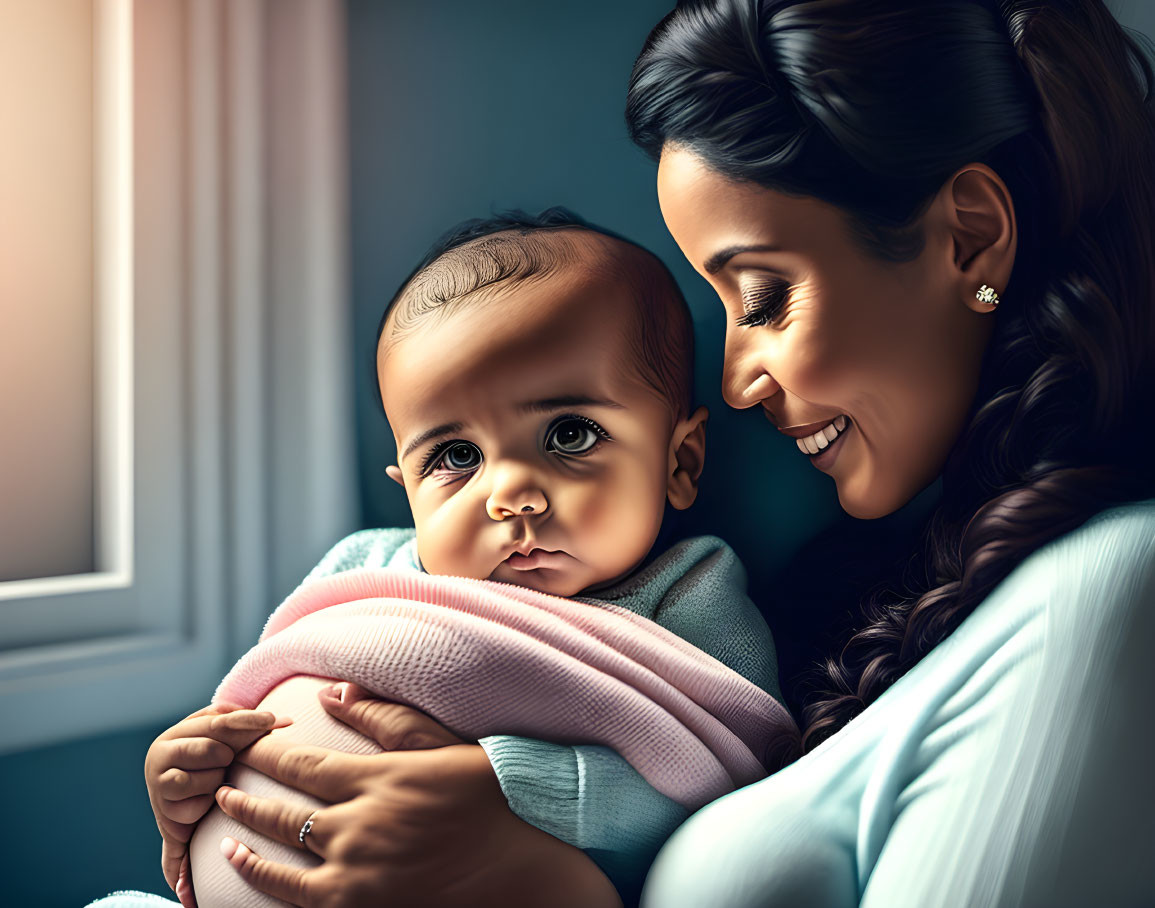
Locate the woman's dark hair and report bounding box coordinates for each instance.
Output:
[627,0,1155,750]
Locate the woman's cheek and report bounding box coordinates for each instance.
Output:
[779,318,845,398]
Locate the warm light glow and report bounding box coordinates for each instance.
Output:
[0,0,132,593]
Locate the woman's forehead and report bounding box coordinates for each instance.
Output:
[657,147,850,263]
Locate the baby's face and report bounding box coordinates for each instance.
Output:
[379,265,686,597]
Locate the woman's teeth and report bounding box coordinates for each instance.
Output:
[796,415,848,455]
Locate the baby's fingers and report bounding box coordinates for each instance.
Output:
[162,838,184,892]
[163,792,217,825]
[208,710,292,751]
[156,766,225,801]
[210,709,284,732]
[159,736,235,771]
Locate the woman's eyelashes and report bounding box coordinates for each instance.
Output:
[736,277,790,328]
[418,416,612,478]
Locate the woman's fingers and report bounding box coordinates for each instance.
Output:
[233,736,369,801]
[220,837,313,908]
[318,682,467,750]
[215,786,329,854]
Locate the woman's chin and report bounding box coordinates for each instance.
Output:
[834,473,907,520]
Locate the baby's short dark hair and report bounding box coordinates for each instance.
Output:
[375,208,695,419]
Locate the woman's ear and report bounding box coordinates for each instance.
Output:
[386,465,405,487]
[666,406,709,510]
[941,164,1017,313]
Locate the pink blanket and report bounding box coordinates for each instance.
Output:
[215,567,799,809]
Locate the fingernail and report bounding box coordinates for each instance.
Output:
[220,837,238,860]
[272,715,294,728]
[319,681,350,703]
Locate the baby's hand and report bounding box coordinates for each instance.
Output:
[144,703,289,907]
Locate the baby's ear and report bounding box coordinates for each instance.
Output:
[386,465,405,488]
[666,406,708,511]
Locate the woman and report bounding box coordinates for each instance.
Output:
[94,1,1155,906]
[621,0,1155,903]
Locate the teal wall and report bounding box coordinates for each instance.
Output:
[1,722,171,906]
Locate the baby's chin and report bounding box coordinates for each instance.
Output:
[485,563,588,598]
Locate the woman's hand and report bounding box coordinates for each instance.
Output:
[214,682,622,908]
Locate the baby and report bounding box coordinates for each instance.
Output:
[145,209,789,908]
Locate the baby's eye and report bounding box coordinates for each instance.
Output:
[546,416,610,456]
[423,440,482,475]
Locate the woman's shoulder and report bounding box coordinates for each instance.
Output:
[1042,496,1155,558]
[992,497,1155,626]
[910,496,1155,699]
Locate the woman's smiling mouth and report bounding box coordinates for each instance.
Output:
[791,415,849,455]
[771,414,852,470]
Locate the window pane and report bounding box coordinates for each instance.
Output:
[0,0,95,581]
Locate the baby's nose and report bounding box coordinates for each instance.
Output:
[485,467,549,521]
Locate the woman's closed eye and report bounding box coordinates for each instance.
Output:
[736,277,790,328]
[421,440,482,477]
[546,415,611,457]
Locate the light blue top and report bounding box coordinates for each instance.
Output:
[640,499,1155,907]
[306,528,783,905]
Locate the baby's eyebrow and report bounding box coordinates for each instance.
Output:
[517,395,624,414]
[401,421,463,460]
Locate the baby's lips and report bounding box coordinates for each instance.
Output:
[504,548,572,571]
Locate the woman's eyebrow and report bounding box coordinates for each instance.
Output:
[401,422,463,460]
[517,395,625,413]
[704,243,782,275]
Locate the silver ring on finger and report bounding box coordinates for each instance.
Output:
[298,810,318,850]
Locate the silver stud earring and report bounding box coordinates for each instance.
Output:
[976,284,1000,307]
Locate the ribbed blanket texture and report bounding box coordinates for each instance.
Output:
[216,566,797,807]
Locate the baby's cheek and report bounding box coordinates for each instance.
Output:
[419,503,486,578]
[567,477,663,566]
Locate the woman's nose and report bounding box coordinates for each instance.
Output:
[721,333,781,409]
[485,464,549,521]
